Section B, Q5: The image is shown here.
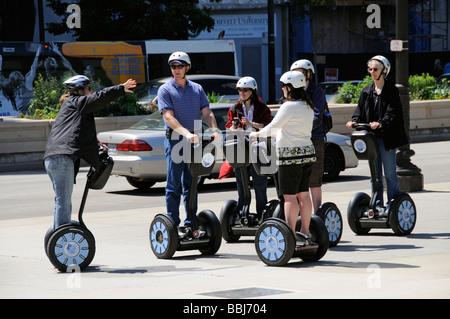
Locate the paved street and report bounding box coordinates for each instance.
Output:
[1,141,449,302]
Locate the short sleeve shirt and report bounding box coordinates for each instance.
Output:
[157,78,210,132]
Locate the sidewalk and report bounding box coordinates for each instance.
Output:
[1,181,449,300]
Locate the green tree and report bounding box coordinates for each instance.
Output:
[45,0,221,40]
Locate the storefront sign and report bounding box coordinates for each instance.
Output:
[195,14,269,39]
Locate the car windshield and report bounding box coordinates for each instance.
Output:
[194,79,237,96]
[319,83,342,95]
[134,80,166,102]
[129,107,230,132]
[202,107,228,132]
[129,111,166,131]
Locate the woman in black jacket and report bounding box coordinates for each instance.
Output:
[346,56,408,213]
[44,75,136,229]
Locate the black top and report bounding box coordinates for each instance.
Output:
[351,80,409,151]
[44,85,124,169]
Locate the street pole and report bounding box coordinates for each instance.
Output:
[38,0,46,42]
[268,0,276,104]
[395,0,423,191]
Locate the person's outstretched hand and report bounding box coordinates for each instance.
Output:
[123,79,137,93]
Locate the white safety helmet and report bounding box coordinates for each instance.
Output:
[369,55,391,77]
[63,75,91,93]
[280,71,306,89]
[168,51,191,68]
[290,59,315,74]
[63,75,91,87]
[236,76,258,91]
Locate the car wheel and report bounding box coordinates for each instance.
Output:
[126,177,157,189]
[323,144,344,181]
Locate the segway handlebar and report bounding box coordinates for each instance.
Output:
[352,123,372,131]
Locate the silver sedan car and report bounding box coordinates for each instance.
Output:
[98,104,358,189]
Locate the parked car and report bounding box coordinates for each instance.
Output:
[134,74,241,107]
[98,104,358,189]
[318,81,363,102]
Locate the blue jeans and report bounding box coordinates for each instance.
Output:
[372,138,400,207]
[45,155,75,229]
[235,165,268,216]
[164,137,196,226]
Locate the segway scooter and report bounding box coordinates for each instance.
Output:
[347,123,417,235]
[219,133,279,242]
[44,148,114,272]
[149,135,222,259]
[253,140,330,266]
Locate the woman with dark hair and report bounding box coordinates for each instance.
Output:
[225,76,272,217]
[250,71,316,245]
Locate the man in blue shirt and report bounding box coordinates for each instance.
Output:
[157,51,222,235]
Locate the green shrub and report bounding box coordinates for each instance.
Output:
[334,73,449,103]
[24,74,65,119]
[409,73,436,100]
[335,76,373,104]
[409,73,449,100]
[94,92,155,117]
[207,91,227,103]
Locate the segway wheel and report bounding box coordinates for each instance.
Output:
[316,202,343,247]
[219,200,241,242]
[295,215,329,262]
[46,224,95,272]
[347,192,371,235]
[388,193,417,236]
[44,226,55,257]
[255,218,295,266]
[197,210,222,255]
[149,214,178,259]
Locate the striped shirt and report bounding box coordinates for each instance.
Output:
[157,78,209,132]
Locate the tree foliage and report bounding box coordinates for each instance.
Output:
[45,0,221,40]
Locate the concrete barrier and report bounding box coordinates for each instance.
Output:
[0,115,145,171]
[1,99,449,172]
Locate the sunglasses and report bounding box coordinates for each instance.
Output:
[368,67,379,72]
[237,88,250,93]
[170,65,186,70]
